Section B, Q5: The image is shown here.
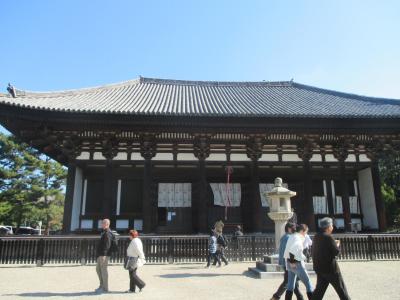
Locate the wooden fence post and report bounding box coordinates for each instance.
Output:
[368,235,376,261]
[80,239,88,265]
[167,237,174,264]
[251,236,256,261]
[36,239,45,267]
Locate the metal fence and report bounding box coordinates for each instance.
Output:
[0,234,399,266]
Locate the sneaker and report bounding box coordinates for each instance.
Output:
[94,287,103,293]
[139,284,146,292]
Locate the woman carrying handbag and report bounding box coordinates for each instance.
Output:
[125,229,146,293]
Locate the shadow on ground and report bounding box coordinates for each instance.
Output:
[3,291,127,297]
[159,272,243,278]
[158,270,257,279]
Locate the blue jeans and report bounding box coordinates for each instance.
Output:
[286,261,313,293]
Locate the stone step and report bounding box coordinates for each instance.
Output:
[248,267,316,279]
[256,261,314,272]
[264,254,279,264]
[256,261,283,272]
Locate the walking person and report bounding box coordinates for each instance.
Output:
[233,225,243,261]
[312,217,351,300]
[284,224,314,300]
[303,232,312,263]
[270,222,304,300]
[95,219,113,293]
[126,229,146,293]
[234,225,243,237]
[206,229,221,268]
[213,231,229,266]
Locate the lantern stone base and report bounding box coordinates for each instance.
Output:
[248,255,315,279]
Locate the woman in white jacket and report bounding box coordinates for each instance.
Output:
[126,230,146,293]
[284,224,313,299]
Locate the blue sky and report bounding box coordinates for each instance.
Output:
[1,1,400,133]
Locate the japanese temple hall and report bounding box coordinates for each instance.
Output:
[1,77,399,234]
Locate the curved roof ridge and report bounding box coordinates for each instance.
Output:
[140,77,293,87]
[1,77,399,118]
[293,82,400,104]
[10,78,142,97]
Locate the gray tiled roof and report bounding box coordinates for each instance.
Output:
[1,77,400,118]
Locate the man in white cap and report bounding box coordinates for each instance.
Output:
[312,217,350,300]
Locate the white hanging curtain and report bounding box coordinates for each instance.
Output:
[158,183,192,207]
[259,183,288,207]
[349,196,360,214]
[335,196,343,214]
[210,183,241,207]
[313,196,328,214]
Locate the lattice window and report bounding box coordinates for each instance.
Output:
[158,183,191,207]
[210,183,241,207]
[313,196,328,214]
[259,183,288,207]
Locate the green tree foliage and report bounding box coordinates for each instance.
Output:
[0,133,67,232]
[379,150,400,230]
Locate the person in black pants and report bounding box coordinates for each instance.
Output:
[270,222,303,300]
[213,232,228,266]
[126,230,146,293]
[206,230,221,267]
[312,217,350,300]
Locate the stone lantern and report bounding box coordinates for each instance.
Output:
[265,177,296,252]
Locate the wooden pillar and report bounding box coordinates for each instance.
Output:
[326,180,335,216]
[142,158,154,232]
[339,160,352,232]
[103,161,114,225]
[246,135,263,233]
[62,163,76,234]
[366,139,388,232]
[297,138,316,231]
[302,160,316,231]
[333,138,352,232]
[197,159,209,233]
[102,135,118,228]
[140,134,157,233]
[371,161,387,231]
[193,135,210,233]
[249,160,262,232]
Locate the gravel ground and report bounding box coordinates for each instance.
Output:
[0,261,398,300]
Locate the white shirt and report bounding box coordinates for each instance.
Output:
[127,238,146,267]
[303,234,313,249]
[284,233,306,262]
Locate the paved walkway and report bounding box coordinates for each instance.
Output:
[0,261,398,299]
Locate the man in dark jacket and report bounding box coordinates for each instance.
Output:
[312,217,350,300]
[95,218,113,293]
[214,232,229,266]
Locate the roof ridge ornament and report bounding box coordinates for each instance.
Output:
[7,83,16,98]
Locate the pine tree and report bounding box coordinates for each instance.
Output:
[0,133,67,233]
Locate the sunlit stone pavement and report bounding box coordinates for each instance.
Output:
[1,261,399,299]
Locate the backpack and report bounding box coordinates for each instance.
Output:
[218,234,228,248]
[110,231,119,253]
